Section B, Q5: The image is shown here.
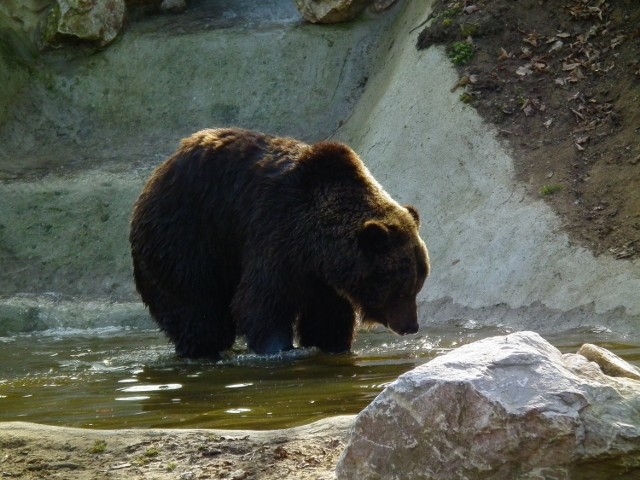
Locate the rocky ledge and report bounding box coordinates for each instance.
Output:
[338,331,640,479]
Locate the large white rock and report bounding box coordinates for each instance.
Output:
[42,0,125,47]
[336,331,640,479]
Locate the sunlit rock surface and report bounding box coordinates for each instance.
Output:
[337,331,640,479]
[577,342,640,381]
[42,0,125,47]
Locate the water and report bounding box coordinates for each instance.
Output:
[1,324,639,430]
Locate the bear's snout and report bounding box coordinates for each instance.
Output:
[384,298,420,336]
[398,321,419,335]
[388,318,419,336]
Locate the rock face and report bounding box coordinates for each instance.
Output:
[578,343,640,381]
[0,0,53,39]
[294,0,369,23]
[42,0,125,47]
[336,331,640,479]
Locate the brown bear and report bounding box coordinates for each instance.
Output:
[129,128,430,358]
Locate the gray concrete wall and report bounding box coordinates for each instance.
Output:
[337,0,640,336]
[0,0,396,175]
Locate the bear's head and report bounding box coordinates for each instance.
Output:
[299,141,430,336]
[352,205,430,335]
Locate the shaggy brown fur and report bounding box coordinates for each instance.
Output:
[130,128,429,358]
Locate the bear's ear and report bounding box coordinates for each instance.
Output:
[405,205,420,226]
[358,220,390,253]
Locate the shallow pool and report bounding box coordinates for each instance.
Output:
[1,324,638,430]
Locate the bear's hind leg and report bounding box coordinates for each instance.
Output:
[133,260,235,359]
[151,302,235,359]
[297,282,355,353]
[176,310,235,359]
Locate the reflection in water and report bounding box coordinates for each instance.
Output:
[0,324,638,430]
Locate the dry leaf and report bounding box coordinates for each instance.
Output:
[568,67,585,82]
[521,98,543,116]
[611,35,626,49]
[524,33,542,47]
[562,62,581,71]
[549,40,564,53]
[498,47,513,61]
[543,118,553,128]
[516,65,533,76]
[532,61,548,71]
[589,6,603,20]
[450,75,474,92]
[570,108,585,121]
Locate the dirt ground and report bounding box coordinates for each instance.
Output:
[0,418,352,480]
[418,0,640,260]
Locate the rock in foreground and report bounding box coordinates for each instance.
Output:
[337,331,640,479]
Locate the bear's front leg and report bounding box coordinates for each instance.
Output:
[297,281,356,353]
[232,273,296,355]
[249,327,294,355]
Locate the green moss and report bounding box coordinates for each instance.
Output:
[88,440,107,454]
[431,3,462,28]
[144,448,160,458]
[448,41,475,65]
[460,23,479,37]
[460,91,474,104]
[442,5,463,17]
[539,184,564,197]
